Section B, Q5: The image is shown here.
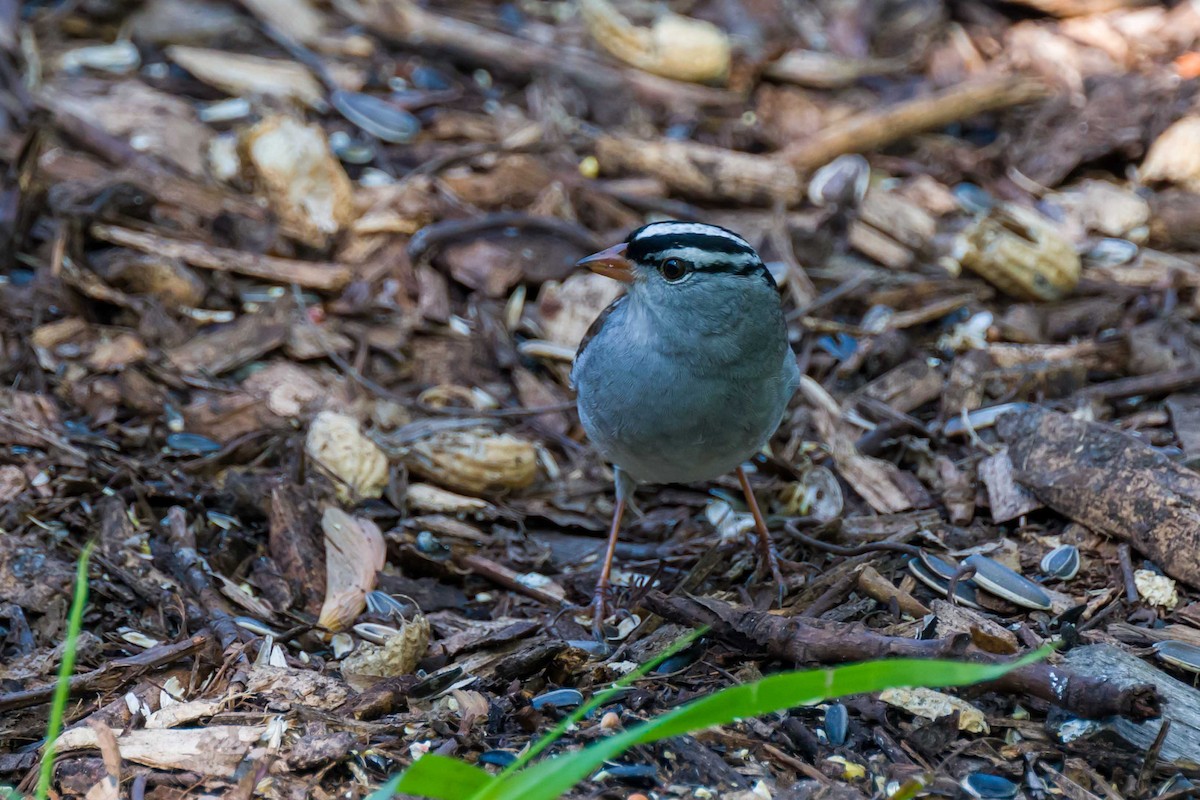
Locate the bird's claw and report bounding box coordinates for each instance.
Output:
[590,584,612,640]
[754,546,787,609]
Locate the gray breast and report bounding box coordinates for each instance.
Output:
[574,291,796,485]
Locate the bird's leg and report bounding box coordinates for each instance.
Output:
[737,465,786,606]
[592,467,634,638]
[592,495,625,638]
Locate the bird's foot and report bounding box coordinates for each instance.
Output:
[590,583,612,640]
[753,545,787,609]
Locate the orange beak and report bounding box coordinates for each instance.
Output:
[577,243,634,283]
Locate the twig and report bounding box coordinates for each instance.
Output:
[783,520,922,558]
[1073,365,1200,403]
[1137,719,1171,795]
[595,75,1048,205]
[786,272,868,320]
[1118,543,1139,604]
[946,564,978,610]
[90,224,352,292]
[595,134,802,205]
[456,552,569,608]
[797,571,860,619]
[0,410,90,463]
[857,565,930,618]
[644,592,1162,722]
[0,633,211,714]
[161,507,245,654]
[782,75,1050,173]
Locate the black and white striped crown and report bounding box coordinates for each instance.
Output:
[625,221,767,279]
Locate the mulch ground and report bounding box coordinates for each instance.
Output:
[3,0,1200,798]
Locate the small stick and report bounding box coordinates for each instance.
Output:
[782,75,1049,173]
[646,592,1161,722]
[784,520,922,558]
[457,553,568,608]
[1118,543,1139,604]
[162,507,245,654]
[594,76,1047,206]
[798,571,859,619]
[0,633,211,714]
[1137,718,1171,794]
[946,563,978,609]
[1073,365,1200,403]
[857,565,930,618]
[90,224,352,292]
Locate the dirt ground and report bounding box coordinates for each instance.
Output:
[3,0,1200,798]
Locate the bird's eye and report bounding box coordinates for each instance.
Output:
[661,258,689,282]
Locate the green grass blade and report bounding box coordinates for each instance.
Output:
[36,541,95,800]
[371,755,494,800]
[471,647,1052,800]
[499,625,708,778]
[371,628,709,799]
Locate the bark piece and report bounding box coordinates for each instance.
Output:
[998,406,1200,587]
[167,304,291,375]
[851,359,943,415]
[1005,73,1190,188]
[979,449,1044,523]
[269,485,324,616]
[1063,644,1200,769]
[1165,394,1200,457]
[930,600,1019,655]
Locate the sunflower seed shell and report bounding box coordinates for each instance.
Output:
[966,554,1052,610]
[1040,544,1080,581]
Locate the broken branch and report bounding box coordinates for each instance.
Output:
[643,591,1160,722]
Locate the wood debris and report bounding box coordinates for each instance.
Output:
[5,0,1200,796]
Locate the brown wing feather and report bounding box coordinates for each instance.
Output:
[576,294,625,361]
[570,294,626,390]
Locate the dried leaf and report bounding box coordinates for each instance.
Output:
[318,508,387,631]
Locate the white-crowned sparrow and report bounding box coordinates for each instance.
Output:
[571,221,801,628]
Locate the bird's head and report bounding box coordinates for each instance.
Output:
[577,221,776,306]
